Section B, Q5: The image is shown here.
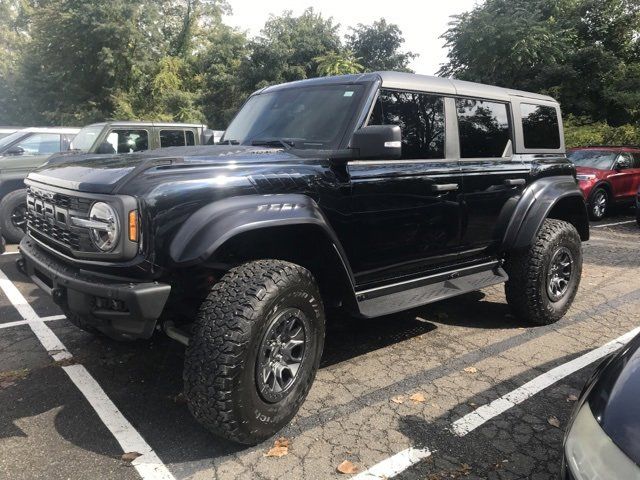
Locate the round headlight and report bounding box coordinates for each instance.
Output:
[88,202,119,252]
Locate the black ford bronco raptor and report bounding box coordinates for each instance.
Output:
[18,72,589,444]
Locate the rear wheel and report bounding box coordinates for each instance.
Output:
[183,259,325,445]
[0,189,28,244]
[589,187,608,221]
[505,219,582,325]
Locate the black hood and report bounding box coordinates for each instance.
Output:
[29,145,289,193]
[588,331,640,465]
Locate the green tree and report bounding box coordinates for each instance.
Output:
[314,50,363,76]
[240,8,342,91]
[346,19,416,72]
[439,0,640,126]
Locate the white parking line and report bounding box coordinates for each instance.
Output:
[0,269,176,480]
[352,447,432,480]
[452,326,640,436]
[354,326,640,479]
[0,314,65,330]
[592,220,636,228]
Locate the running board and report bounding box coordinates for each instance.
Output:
[355,261,508,318]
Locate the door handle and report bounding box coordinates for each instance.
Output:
[504,178,526,186]
[431,183,459,192]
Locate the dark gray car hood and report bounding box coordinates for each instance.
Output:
[29,145,291,193]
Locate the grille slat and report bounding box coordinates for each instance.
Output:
[26,187,95,254]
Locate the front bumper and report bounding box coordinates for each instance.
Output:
[18,236,171,339]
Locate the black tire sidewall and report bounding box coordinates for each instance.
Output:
[235,281,324,439]
[0,190,28,244]
[537,227,582,320]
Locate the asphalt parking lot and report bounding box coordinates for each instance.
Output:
[1,212,638,480]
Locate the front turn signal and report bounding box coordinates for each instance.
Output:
[128,210,139,242]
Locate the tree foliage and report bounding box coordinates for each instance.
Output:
[0,2,415,129]
[440,0,640,132]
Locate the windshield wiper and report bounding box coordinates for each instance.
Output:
[220,139,240,145]
[250,138,296,149]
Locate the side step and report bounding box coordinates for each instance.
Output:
[355,261,508,318]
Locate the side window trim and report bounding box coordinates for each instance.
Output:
[512,100,565,154]
[455,96,514,160]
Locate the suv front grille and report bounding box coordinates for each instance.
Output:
[26,187,96,255]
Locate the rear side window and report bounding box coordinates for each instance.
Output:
[456,99,511,158]
[521,104,560,149]
[185,130,195,146]
[368,90,445,159]
[160,130,186,147]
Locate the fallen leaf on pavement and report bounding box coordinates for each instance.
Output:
[566,394,578,402]
[337,460,359,474]
[391,395,405,404]
[121,452,142,462]
[548,416,561,428]
[264,437,290,458]
[463,367,478,374]
[173,392,187,404]
[409,392,426,403]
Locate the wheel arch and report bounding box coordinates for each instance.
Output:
[169,194,357,310]
[501,176,589,252]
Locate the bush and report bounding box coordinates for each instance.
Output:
[564,116,640,148]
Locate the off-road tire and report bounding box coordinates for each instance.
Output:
[183,259,325,445]
[588,187,608,221]
[504,219,582,325]
[0,189,28,244]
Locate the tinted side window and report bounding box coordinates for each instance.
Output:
[521,104,560,149]
[105,129,148,153]
[160,130,186,147]
[456,99,510,158]
[185,130,195,146]
[632,153,640,168]
[16,133,62,155]
[369,90,445,159]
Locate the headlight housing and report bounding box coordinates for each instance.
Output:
[576,174,597,181]
[88,202,120,252]
[565,403,640,479]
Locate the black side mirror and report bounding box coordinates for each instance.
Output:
[350,125,402,160]
[96,142,116,154]
[615,156,631,170]
[6,146,24,156]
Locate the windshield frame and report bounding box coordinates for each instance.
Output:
[221,80,377,151]
[567,149,619,170]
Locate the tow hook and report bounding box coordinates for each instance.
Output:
[15,258,26,276]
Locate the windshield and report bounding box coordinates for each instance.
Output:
[222,84,365,149]
[567,150,617,170]
[70,125,103,151]
[0,131,27,150]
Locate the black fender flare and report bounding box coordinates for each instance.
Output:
[169,193,355,284]
[501,176,589,251]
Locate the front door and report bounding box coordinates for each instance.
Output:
[345,89,463,288]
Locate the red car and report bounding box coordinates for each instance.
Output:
[567,146,640,220]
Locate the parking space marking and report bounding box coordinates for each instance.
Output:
[353,447,432,480]
[451,326,640,436]
[0,268,176,480]
[0,314,65,330]
[591,220,637,228]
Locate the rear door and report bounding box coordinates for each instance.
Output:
[457,100,562,258]
[346,89,463,287]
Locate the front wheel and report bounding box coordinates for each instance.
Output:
[0,189,28,244]
[184,260,325,445]
[504,219,582,325]
[589,188,608,221]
